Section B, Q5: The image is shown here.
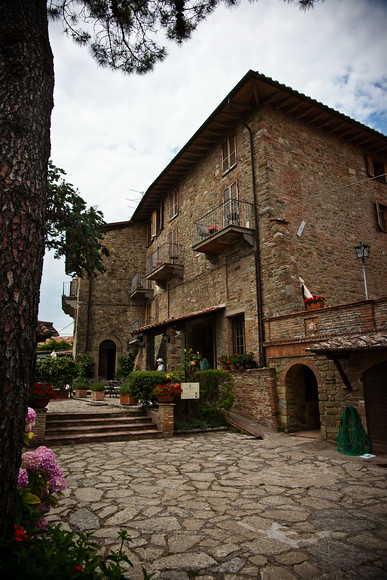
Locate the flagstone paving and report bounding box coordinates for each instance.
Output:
[46,400,387,579]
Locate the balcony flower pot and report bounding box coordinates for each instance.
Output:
[305,296,325,311]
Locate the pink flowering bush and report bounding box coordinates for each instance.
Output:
[16,410,66,529]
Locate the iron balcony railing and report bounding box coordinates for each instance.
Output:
[193,199,254,246]
[146,242,184,276]
[62,279,78,297]
[130,273,153,294]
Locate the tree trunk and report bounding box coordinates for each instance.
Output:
[0,0,53,539]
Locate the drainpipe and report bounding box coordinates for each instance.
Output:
[228,99,266,367]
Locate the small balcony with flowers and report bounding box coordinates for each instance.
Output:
[129,273,154,301]
[146,242,184,288]
[193,199,255,254]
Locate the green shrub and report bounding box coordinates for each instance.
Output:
[35,357,79,389]
[119,381,131,395]
[90,382,105,392]
[78,353,94,379]
[193,369,234,423]
[0,525,153,579]
[127,371,167,406]
[72,377,90,390]
[115,353,137,379]
[37,338,73,352]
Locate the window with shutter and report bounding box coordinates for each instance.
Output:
[223,182,239,227]
[366,155,387,183]
[376,202,387,232]
[169,190,179,220]
[222,134,237,173]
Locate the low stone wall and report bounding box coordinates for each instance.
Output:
[147,403,175,438]
[230,368,279,430]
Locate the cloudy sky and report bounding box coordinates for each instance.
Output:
[38,0,387,335]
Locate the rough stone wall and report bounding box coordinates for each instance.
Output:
[231,368,279,430]
[73,221,148,376]
[257,106,387,318]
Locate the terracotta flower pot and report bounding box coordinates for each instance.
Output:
[306,301,324,311]
[120,394,136,405]
[156,394,175,404]
[29,397,50,409]
[91,391,105,401]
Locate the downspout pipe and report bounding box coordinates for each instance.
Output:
[228,99,266,367]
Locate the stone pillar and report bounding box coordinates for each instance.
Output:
[30,408,47,447]
[147,403,175,438]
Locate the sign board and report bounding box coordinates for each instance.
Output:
[181,382,200,400]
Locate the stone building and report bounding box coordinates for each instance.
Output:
[63,71,387,452]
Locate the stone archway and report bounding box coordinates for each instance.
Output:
[285,363,320,432]
[364,360,387,455]
[98,339,116,379]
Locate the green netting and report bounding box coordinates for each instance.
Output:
[337,405,371,456]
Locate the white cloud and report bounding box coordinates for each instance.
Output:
[39,0,387,334]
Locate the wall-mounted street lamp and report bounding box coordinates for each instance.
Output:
[354,241,370,300]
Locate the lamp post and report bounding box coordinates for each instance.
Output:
[354,241,370,300]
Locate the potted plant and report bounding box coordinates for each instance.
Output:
[239,352,256,369]
[119,382,137,406]
[207,224,218,235]
[29,383,57,409]
[90,382,105,401]
[73,378,89,398]
[304,295,325,311]
[217,355,231,370]
[153,382,182,404]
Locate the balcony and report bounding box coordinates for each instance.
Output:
[130,273,154,301]
[192,199,255,254]
[62,279,78,318]
[146,243,184,287]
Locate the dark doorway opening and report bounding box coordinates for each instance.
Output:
[185,317,215,369]
[286,364,320,432]
[98,340,116,379]
[364,361,387,455]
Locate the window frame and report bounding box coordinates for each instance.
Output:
[169,189,179,221]
[222,134,237,174]
[231,314,245,355]
[366,155,387,184]
[376,201,387,233]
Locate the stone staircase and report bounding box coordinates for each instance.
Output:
[45,409,162,445]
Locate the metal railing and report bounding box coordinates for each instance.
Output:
[193,199,254,245]
[147,242,184,276]
[130,273,153,294]
[62,279,78,297]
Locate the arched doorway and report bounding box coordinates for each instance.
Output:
[285,364,320,432]
[98,340,116,379]
[364,361,387,455]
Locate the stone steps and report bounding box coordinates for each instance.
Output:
[45,409,162,445]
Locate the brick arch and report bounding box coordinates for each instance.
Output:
[281,359,321,433]
[92,335,122,380]
[281,358,323,389]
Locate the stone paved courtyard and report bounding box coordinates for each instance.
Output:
[46,400,387,579]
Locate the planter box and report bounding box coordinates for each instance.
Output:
[91,391,105,401]
[76,389,88,398]
[120,394,137,406]
[55,390,69,399]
